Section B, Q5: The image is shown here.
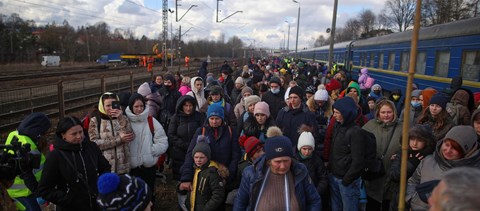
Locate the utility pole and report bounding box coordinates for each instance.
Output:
[328,0,338,71]
[162,0,168,70]
[293,0,301,59]
[285,21,290,52]
[216,0,243,23]
[169,9,174,67]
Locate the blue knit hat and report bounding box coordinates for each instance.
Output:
[97,173,151,211]
[264,136,293,160]
[429,93,448,110]
[207,103,224,120]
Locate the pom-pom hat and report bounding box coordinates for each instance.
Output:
[97,173,151,211]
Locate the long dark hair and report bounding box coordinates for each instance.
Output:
[417,106,451,130]
[56,116,82,137]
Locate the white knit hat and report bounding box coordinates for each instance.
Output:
[314,89,329,101]
[297,132,315,150]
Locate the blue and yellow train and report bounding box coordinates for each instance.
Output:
[298,17,480,93]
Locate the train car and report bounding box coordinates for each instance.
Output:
[298,17,480,93]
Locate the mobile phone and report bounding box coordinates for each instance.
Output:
[111,101,121,110]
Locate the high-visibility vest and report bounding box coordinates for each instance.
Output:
[5,131,46,199]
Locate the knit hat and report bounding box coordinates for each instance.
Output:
[137,82,151,96]
[326,79,341,92]
[429,93,448,110]
[371,84,382,91]
[269,77,281,86]
[314,89,329,101]
[207,103,224,120]
[266,126,283,138]
[443,126,478,154]
[305,86,316,94]
[244,95,261,107]
[241,87,253,97]
[412,89,422,98]
[17,112,51,143]
[288,86,304,99]
[244,136,263,158]
[264,136,293,160]
[208,85,223,95]
[235,77,244,85]
[97,173,151,211]
[192,141,211,160]
[206,76,215,84]
[297,132,315,151]
[254,101,270,117]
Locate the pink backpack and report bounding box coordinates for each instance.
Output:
[364,76,375,89]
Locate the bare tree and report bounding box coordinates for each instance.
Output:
[423,0,472,25]
[313,35,327,47]
[358,9,376,35]
[383,0,415,31]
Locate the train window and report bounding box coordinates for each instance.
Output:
[370,52,375,67]
[401,52,409,72]
[416,52,426,74]
[379,53,384,69]
[388,52,395,70]
[461,50,480,81]
[434,51,450,77]
[363,53,367,66]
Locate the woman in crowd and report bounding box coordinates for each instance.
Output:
[125,93,169,190]
[406,126,480,210]
[237,95,261,135]
[38,116,111,211]
[200,85,237,128]
[242,101,275,143]
[233,87,253,120]
[417,93,454,141]
[89,92,134,174]
[186,77,207,112]
[168,95,205,180]
[362,99,402,210]
[178,76,191,96]
[137,82,162,118]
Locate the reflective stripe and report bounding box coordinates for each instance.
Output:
[9,183,27,190]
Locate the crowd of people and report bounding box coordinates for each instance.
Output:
[2,57,480,211]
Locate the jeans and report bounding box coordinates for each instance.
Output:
[329,175,361,211]
[15,196,41,211]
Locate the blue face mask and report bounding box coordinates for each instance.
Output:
[271,88,280,94]
[411,101,421,108]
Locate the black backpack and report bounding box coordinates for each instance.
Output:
[346,126,386,181]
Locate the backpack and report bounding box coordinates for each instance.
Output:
[364,76,375,89]
[446,102,461,125]
[83,113,155,142]
[345,126,385,181]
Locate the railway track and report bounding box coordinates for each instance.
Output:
[0,59,228,137]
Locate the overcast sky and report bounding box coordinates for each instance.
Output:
[2,0,385,49]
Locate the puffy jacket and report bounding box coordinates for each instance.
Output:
[37,136,111,211]
[180,125,241,184]
[406,142,480,210]
[358,68,369,90]
[168,96,205,178]
[126,107,168,168]
[233,156,322,211]
[89,113,133,174]
[188,161,225,211]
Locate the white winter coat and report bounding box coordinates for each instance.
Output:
[126,107,169,168]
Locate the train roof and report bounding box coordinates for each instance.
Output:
[298,40,353,53]
[354,17,480,47]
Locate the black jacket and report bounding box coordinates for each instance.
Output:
[37,137,111,211]
[168,96,206,178]
[261,89,286,120]
[275,105,318,148]
[294,153,329,196]
[242,115,276,142]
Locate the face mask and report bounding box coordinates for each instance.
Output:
[411,101,421,108]
[374,90,381,95]
[164,85,172,90]
[271,88,280,94]
[392,95,400,101]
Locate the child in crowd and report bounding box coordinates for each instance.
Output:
[388,125,436,210]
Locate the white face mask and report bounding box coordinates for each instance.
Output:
[271,88,280,94]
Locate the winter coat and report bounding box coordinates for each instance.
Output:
[276,105,318,147]
[399,105,423,125]
[223,75,235,97]
[388,89,405,117]
[149,81,163,94]
[89,113,133,174]
[417,112,454,141]
[188,161,226,211]
[198,61,208,81]
[125,107,168,169]
[186,77,207,112]
[406,141,480,210]
[243,115,276,143]
[294,153,329,196]
[450,89,472,125]
[362,119,402,202]
[158,85,182,121]
[358,68,369,90]
[234,98,246,120]
[179,85,192,96]
[37,137,111,211]
[137,82,162,118]
[168,96,205,178]
[180,125,241,184]
[230,87,243,107]
[261,89,286,120]
[233,156,322,211]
